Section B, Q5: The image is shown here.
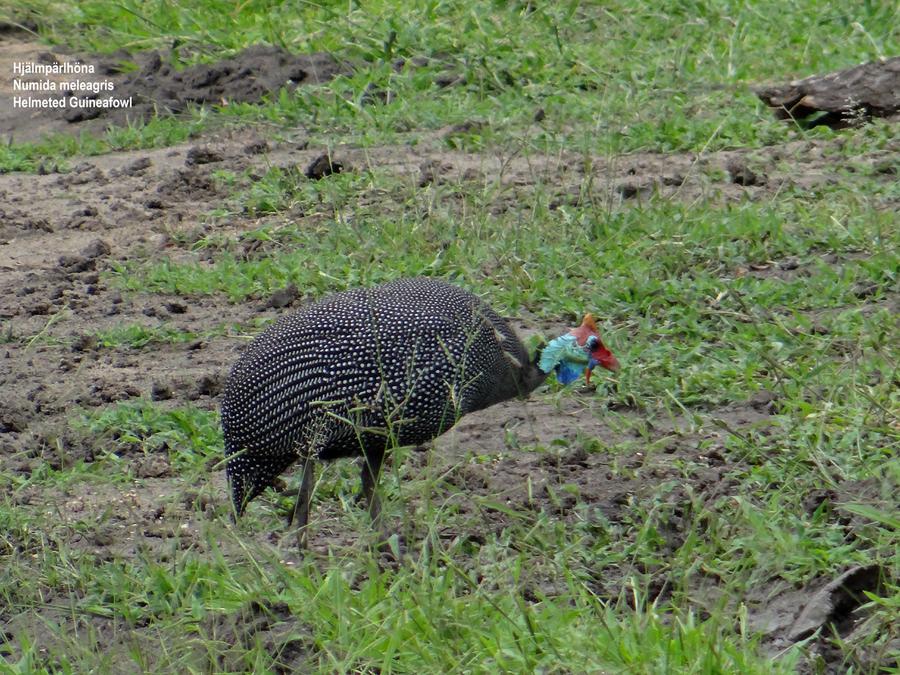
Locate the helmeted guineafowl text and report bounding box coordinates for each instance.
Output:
[221,277,619,548]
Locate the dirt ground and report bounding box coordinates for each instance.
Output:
[0,35,346,142]
[1,36,897,672]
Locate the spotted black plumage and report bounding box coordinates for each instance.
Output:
[221,277,548,543]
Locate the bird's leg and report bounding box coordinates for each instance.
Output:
[360,449,387,543]
[290,455,314,550]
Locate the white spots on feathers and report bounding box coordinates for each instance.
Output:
[221,277,543,512]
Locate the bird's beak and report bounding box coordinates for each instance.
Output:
[586,355,620,384]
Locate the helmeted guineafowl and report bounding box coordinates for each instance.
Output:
[221,277,619,547]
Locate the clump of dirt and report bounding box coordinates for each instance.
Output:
[725,157,766,186]
[0,38,348,140]
[305,153,343,179]
[74,45,346,126]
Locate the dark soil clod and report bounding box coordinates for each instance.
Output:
[616,181,653,199]
[726,158,766,186]
[267,284,300,309]
[305,154,343,180]
[81,238,111,260]
[0,44,349,138]
[196,373,225,398]
[58,254,92,272]
[123,157,152,175]
[243,140,269,155]
[418,159,451,187]
[185,146,224,165]
[434,71,463,88]
[150,382,173,401]
[360,83,394,106]
[71,334,99,352]
[86,45,345,126]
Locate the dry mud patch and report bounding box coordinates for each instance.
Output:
[0,36,346,142]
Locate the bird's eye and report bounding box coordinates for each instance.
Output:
[586,336,599,350]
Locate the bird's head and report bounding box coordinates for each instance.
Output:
[538,314,619,385]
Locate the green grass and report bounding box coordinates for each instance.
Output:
[112,182,897,411]
[1,525,792,673]
[4,0,898,166]
[11,319,258,351]
[91,320,248,349]
[1,0,898,672]
[4,390,895,671]
[80,400,222,474]
[0,115,207,173]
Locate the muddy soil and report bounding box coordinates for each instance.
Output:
[0,36,346,142]
[1,37,897,673]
